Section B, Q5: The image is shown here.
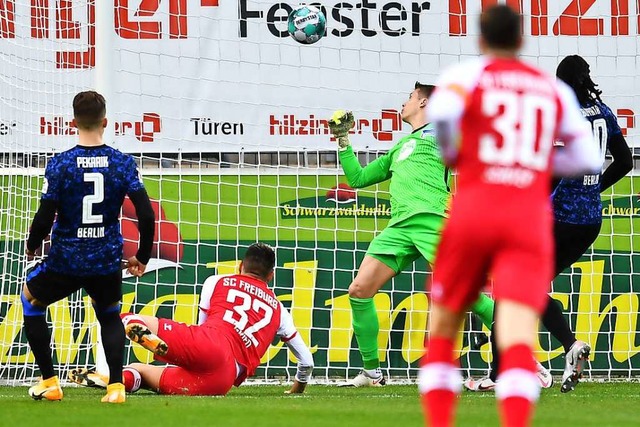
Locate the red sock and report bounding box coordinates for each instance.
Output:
[122,367,142,392]
[423,337,455,365]
[496,344,538,427]
[422,390,457,427]
[500,397,532,427]
[420,337,458,427]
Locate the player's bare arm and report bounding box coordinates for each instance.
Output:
[278,305,315,394]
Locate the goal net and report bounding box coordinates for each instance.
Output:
[1,0,639,385]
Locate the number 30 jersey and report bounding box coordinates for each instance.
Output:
[41,145,144,276]
[198,274,297,378]
[429,57,593,218]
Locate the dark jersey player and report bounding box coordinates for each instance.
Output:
[22,91,155,403]
[546,55,632,391]
[466,55,633,394]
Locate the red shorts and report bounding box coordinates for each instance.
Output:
[155,319,237,395]
[431,206,552,314]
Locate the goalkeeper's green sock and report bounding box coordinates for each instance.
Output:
[349,296,380,370]
[470,293,495,329]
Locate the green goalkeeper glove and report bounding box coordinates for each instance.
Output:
[328,110,355,151]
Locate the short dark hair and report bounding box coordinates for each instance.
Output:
[480,5,522,50]
[73,91,106,130]
[415,82,436,99]
[242,243,276,280]
[556,55,602,105]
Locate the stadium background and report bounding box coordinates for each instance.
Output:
[1,0,639,383]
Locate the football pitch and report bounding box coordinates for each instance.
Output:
[1,383,639,427]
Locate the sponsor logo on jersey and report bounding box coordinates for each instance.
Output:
[396,139,416,161]
[420,128,434,138]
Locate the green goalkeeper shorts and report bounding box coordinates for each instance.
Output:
[366,213,445,274]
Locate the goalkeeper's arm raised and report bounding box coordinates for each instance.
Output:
[277,302,314,394]
[329,110,392,188]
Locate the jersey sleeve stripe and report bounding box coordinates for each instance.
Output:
[280,331,298,342]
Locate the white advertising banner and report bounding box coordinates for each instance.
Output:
[0,0,638,153]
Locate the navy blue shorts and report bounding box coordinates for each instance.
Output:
[26,263,122,307]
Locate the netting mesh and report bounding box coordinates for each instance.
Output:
[1,1,639,385]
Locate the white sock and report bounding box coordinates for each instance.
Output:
[364,368,382,379]
[121,314,146,328]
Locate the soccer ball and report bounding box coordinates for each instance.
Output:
[287,5,326,45]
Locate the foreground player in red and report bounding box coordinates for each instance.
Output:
[419,6,601,427]
[73,243,313,395]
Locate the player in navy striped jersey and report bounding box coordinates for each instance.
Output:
[22,91,155,403]
[465,55,633,394]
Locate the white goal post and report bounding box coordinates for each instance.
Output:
[1,1,639,385]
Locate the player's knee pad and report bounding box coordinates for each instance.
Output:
[21,292,46,316]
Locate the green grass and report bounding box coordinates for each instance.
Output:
[0,383,639,427]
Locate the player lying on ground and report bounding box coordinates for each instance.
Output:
[23,91,155,404]
[71,243,314,395]
[420,5,601,427]
[328,83,495,387]
[465,54,633,394]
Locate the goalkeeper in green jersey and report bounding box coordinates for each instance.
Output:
[329,82,495,387]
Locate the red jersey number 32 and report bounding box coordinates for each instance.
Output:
[222,289,274,347]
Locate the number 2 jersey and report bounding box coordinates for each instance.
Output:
[40,145,144,276]
[552,100,622,224]
[198,274,299,382]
